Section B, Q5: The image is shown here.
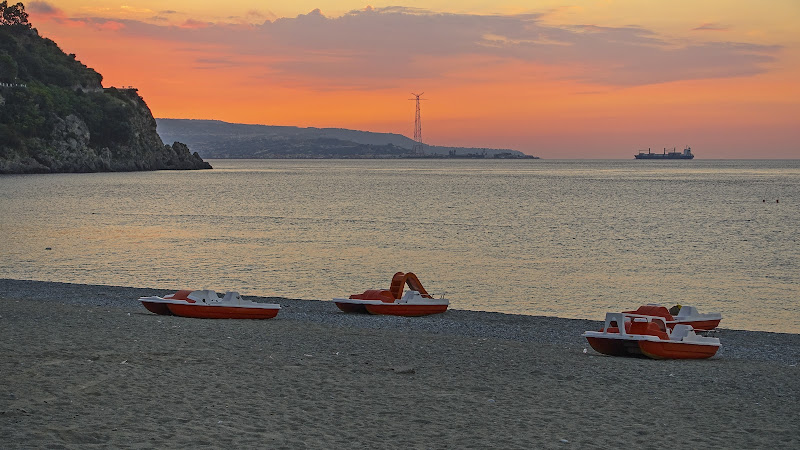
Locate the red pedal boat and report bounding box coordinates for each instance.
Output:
[583,312,721,359]
[139,290,280,319]
[623,304,722,331]
[333,272,449,316]
[670,305,722,331]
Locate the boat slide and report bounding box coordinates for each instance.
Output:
[333,272,449,316]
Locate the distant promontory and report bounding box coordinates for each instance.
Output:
[156,119,537,160]
[0,2,210,174]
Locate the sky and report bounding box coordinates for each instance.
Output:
[22,1,800,158]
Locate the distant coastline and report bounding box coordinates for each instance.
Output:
[156,118,539,160]
[401,150,539,159]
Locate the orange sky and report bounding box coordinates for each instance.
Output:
[23,1,800,158]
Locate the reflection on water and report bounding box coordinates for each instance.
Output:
[1,159,798,333]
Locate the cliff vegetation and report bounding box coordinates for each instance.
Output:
[0,2,210,173]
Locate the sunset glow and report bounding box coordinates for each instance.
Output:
[25,1,800,158]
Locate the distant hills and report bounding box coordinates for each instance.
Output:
[156,119,536,159]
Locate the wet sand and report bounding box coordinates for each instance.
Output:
[1,279,798,448]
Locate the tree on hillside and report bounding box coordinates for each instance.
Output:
[0,1,31,28]
[0,51,18,81]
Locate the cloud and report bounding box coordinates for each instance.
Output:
[193,57,245,69]
[245,10,269,20]
[180,19,213,29]
[98,20,125,32]
[119,6,154,15]
[225,9,278,25]
[28,1,64,18]
[692,23,729,32]
[51,7,780,89]
[149,11,178,22]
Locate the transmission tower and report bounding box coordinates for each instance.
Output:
[409,92,425,155]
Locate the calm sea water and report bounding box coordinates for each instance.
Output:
[1,159,798,333]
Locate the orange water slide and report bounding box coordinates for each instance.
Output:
[389,272,433,299]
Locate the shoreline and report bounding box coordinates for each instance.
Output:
[1,278,797,363]
[2,278,799,448]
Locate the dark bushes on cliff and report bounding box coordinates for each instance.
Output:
[0,2,210,173]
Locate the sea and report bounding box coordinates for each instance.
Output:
[1,159,797,333]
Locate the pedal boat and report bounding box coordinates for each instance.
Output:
[139,290,280,319]
[623,304,722,331]
[583,312,721,359]
[671,305,722,331]
[333,272,449,317]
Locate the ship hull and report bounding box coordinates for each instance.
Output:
[634,154,694,159]
[635,146,694,159]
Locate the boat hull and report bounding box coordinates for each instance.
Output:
[334,302,370,313]
[140,300,174,315]
[634,154,694,159]
[585,336,629,357]
[139,291,194,316]
[639,340,719,359]
[672,318,721,331]
[364,303,448,317]
[166,303,280,319]
[635,146,694,159]
[586,336,717,359]
[332,298,382,313]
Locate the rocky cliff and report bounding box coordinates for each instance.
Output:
[0,3,210,173]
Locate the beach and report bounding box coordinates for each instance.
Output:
[1,279,798,449]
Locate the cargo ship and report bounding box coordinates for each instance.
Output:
[635,146,694,159]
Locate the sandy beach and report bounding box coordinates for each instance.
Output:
[1,279,798,449]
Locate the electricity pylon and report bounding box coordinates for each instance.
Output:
[409,92,425,156]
